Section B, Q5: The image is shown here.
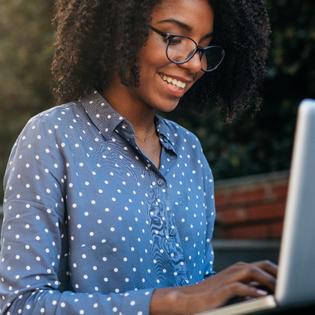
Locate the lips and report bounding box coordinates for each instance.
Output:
[158,73,191,98]
[159,73,187,89]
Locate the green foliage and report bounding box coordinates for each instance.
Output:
[0,0,314,201]
[168,0,315,179]
[0,0,54,196]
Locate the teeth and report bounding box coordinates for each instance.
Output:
[161,74,186,89]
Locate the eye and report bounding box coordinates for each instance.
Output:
[167,36,183,46]
[200,36,214,48]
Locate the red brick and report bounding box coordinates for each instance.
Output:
[215,183,288,208]
[217,221,284,240]
[213,173,289,240]
[216,200,286,225]
[215,187,267,207]
[272,184,288,197]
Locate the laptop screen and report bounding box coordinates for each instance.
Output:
[276,99,315,305]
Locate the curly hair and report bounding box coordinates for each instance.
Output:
[51,0,270,119]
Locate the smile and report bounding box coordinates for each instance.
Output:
[159,74,187,89]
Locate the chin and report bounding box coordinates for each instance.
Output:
[152,93,182,112]
[155,100,180,113]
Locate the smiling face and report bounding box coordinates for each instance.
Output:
[105,0,214,115]
[136,0,214,111]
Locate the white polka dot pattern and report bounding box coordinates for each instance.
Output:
[0,92,215,314]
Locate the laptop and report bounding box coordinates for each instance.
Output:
[197,99,315,315]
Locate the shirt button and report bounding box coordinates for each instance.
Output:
[157,178,164,186]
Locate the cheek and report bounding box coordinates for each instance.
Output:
[138,40,168,75]
[196,71,206,83]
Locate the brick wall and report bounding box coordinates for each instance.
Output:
[214,171,289,240]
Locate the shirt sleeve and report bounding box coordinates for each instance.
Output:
[0,115,154,315]
[199,145,216,278]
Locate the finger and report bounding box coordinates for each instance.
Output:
[241,265,277,292]
[232,260,278,277]
[225,263,276,292]
[214,262,277,292]
[253,260,278,277]
[222,282,269,302]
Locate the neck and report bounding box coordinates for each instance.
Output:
[103,73,156,135]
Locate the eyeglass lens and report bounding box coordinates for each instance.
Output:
[166,36,224,71]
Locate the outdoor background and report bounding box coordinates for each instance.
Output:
[1,0,315,202]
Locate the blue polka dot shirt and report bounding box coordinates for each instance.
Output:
[0,91,216,314]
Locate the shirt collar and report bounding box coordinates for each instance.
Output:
[79,91,177,155]
[79,90,126,141]
[155,115,177,154]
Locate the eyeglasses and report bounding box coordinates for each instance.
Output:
[149,25,225,72]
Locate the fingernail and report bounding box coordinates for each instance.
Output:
[256,289,268,296]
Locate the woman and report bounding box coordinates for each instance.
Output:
[0,0,276,314]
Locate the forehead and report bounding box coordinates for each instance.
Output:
[151,0,214,31]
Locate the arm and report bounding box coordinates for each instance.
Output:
[149,147,277,315]
[150,260,277,315]
[202,154,216,278]
[0,115,154,314]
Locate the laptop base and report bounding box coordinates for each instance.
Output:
[197,295,276,315]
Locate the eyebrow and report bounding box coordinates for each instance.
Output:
[157,18,214,39]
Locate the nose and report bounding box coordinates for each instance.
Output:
[178,52,203,74]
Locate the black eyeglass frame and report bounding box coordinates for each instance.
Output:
[148,25,225,72]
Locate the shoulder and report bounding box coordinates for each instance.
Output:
[16,102,84,145]
[9,102,82,162]
[5,102,83,175]
[158,116,203,151]
[26,102,80,130]
[159,116,214,179]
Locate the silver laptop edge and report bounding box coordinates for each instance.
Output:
[276,99,315,305]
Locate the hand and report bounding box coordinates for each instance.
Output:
[183,260,277,311]
[150,260,277,315]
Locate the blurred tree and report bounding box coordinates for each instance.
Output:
[0,0,315,201]
[168,0,315,179]
[0,0,54,195]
